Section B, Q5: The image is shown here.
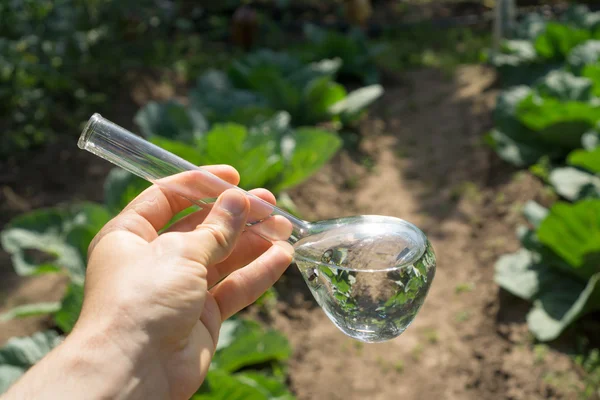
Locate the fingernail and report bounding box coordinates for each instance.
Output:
[219,190,247,216]
[274,241,295,256]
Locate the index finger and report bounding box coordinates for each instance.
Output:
[89,165,240,254]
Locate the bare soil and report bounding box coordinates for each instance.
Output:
[0,66,590,398]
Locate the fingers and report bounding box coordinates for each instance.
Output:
[89,165,239,255]
[210,241,294,320]
[164,187,293,287]
[165,188,275,234]
[182,189,250,267]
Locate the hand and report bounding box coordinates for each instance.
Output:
[3,165,294,400]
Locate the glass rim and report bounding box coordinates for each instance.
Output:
[294,215,429,273]
[78,113,103,150]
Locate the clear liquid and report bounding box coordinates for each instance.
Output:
[294,226,436,343]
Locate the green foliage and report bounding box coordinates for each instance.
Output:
[568,146,600,173]
[212,319,291,373]
[134,100,208,141]
[0,0,176,156]
[301,23,385,84]
[377,24,490,74]
[226,49,382,126]
[491,15,600,342]
[0,203,111,284]
[487,68,600,167]
[135,112,342,194]
[487,5,600,86]
[194,319,294,399]
[495,200,600,341]
[54,283,85,334]
[0,303,61,322]
[0,331,63,393]
[190,70,275,125]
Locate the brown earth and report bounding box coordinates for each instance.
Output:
[0,66,590,399]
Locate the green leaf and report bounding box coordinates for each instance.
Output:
[494,250,600,341]
[517,94,600,150]
[134,100,208,142]
[302,23,381,84]
[0,331,63,393]
[514,14,547,41]
[148,137,203,166]
[103,168,152,213]
[484,129,548,167]
[494,249,551,300]
[535,70,593,102]
[567,40,600,72]
[493,86,536,144]
[527,272,600,341]
[190,70,272,124]
[275,128,342,192]
[54,283,84,334]
[200,123,282,190]
[302,76,346,123]
[568,147,600,173]
[1,203,111,284]
[523,200,549,228]
[536,199,600,279]
[549,167,600,201]
[194,369,289,400]
[581,130,600,150]
[329,85,384,122]
[534,23,590,60]
[212,319,291,373]
[582,63,600,97]
[0,302,61,322]
[235,372,294,399]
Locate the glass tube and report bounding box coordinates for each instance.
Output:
[78,113,308,243]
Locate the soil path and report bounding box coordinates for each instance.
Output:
[274,66,583,400]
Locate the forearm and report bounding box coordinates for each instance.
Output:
[2,321,161,400]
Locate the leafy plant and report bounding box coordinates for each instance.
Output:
[0,0,176,156]
[225,49,383,127]
[486,69,600,167]
[193,318,294,399]
[0,203,112,284]
[301,23,385,85]
[134,110,342,194]
[486,5,600,86]
[0,331,63,393]
[495,200,600,341]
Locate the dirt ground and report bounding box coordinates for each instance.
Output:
[0,66,590,399]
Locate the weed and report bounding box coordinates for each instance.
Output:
[455,310,471,323]
[450,181,482,203]
[411,343,424,361]
[353,341,364,354]
[375,356,390,372]
[495,192,506,204]
[361,156,376,173]
[394,361,405,373]
[533,344,549,364]
[455,282,475,294]
[344,176,360,190]
[422,328,439,344]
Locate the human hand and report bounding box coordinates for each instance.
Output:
[3,165,294,400]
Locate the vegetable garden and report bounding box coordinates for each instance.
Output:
[1,1,600,399]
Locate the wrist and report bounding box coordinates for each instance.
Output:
[60,317,164,400]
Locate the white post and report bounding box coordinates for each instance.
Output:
[494,0,517,52]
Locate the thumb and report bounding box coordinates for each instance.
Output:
[188,189,250,266]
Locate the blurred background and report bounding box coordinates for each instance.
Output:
[1,0,600,398]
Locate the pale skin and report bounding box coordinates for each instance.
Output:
[2,165,295,400]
